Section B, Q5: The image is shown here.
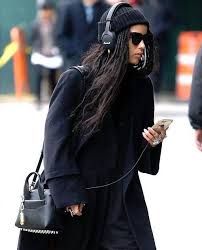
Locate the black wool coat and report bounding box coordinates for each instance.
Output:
[17,67,162,250]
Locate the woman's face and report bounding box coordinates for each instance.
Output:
[128,24,148,65]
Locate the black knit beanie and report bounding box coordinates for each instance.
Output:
[98,5,149,42]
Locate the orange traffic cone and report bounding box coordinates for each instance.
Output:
[10,27,29,98]
[176,31,202,101]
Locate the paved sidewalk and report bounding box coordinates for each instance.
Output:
[155,93,188,117]
[0,95,201,250]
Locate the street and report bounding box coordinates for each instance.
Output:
[1,98,202,250]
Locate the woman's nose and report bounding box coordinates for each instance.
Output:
[138,40,145,49]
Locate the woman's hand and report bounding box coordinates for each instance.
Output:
[195,129,202,151]
[65,203,85,217]
[142,125,167,147]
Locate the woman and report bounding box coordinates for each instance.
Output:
[18,3,167,250]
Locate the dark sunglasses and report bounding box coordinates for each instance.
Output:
[130,32,149,46]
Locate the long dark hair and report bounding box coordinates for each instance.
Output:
[72,28,130,136]
[72,27,154,136]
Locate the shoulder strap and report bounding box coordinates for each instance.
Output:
[31,149,44,187]
[70,65,88,99]
[70,65,87,76]
[32,66,87,185]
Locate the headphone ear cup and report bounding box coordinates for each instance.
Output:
[101,30,116,51]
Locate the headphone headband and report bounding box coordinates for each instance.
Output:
[105,2,131,31]
[100,2,131,50]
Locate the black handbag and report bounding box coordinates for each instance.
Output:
[15,153,63,235]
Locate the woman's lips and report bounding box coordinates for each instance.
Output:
[134,54,142,58]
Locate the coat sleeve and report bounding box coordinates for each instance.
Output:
[44,69,88,208]
[138,77,162,175]
[188,46,202,129]
[47,175,87,208]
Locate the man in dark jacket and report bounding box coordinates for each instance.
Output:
[189,46,202,151]
[56,0,108,68]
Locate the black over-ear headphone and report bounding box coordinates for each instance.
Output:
[101,2,131,51]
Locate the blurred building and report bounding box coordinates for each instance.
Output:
[1,0,202,95]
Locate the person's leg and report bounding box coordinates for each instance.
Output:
[47,69,57,97]
[34,64,43,105]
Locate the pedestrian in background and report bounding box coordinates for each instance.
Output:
[189,46,202,151]
[55,0,108,69]
[18,3,168,250]
[139,0,175,93]
[30,2,63,108]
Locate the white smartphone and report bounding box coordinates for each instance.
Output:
[152,119,173,130]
